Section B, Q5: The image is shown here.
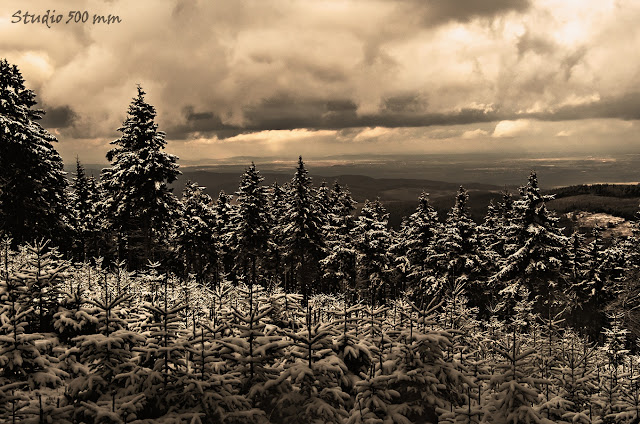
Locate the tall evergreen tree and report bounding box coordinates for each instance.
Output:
[397,192,440,297]
[478,200,502,268]
[321,182,358,297]
[214,190,237,283]
[101,86,180,268]
[282,157,326,301]
[0,59,68,246]
[70,158,101,261]
[435,187,486,307]
[493,172,568,319]
[232,163,270,287]
[175,181,218,284]
[265,182,287,290]
[565,230,605,337]
[355,199,392,306]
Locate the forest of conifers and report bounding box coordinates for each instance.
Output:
[3,58,640,423]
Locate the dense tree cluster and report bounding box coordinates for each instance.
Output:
[1,238,640,423]
[5,60,640,422]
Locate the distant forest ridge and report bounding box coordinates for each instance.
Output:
[170,170,640,226]
[66,166,640,226]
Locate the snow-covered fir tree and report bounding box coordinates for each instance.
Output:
[565,229,607,337]
[18,241,68,333]
[0,59,68,247]
[492,172,569,320]
[221,283,289,419]
[396,191,440,298]
[69,158,102,262]
[478,199,502,272]
[355,199,393,306]
[282,157,326,301]
[321,182,358,298]
[101,85,180,268]
[135,274,188,420]
[264,181,287,291]
[272,304,350,423]
[232,163,270,288]
[175,181,218,285]
[435,186,486,309]
[64,276,144,423]
[0,247,66,423]
[214,190,238,283]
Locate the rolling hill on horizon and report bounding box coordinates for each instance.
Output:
[67,164,640,230]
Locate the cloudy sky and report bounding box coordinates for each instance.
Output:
[2,0,640,165]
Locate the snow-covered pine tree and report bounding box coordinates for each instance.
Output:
[565,230,605,337]
[434,186,486,309]
[232,163,270,288]
[407,299,470,423]
[135,273,189,420]
[492,172,569,320]
[264,181,287,291]
[70,158,102,262]
[604,232,640,349]
[0,263,66,423]
[330,300,372,404]
[321,182,358,298]
[282,157,326,301]
[600,235,628,307]
[566,231,588,300]
[101,85,180,268]
[53,270,96,379]
[271,304,350,423]
[620,209,640,273]
[64,272,144,423]
[585,225,607,304]
[478,199,502,275]
[266,284,305,331]
[484,307,552,424]
[496,189,517,258]
[535,310,568,421]
[615,349,640,423]
[397,191,440,299]
[597,311,629,422]
[316,180,332,228]
[18,240,68,333]
[0,59,68,246]
[214,190,238,284]
[183,320,258,423]
[220,283,289,419]
[175,181,218,285]
[553,328,598,423]
[355,199,393,306]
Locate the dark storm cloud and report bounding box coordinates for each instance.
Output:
[381,94,428,114]
[528,92,640,121]
[167,95,502,139]
[404,0,531,26]
[517,31,556,57]
[185,107,214,122]
[325,100,358,112]
[169,90,640,140]
[166,106,246,140]
[39,105,77,129]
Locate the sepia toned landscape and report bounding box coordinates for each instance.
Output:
[3,1,640,423]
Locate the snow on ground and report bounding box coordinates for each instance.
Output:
[566,211,634,237]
